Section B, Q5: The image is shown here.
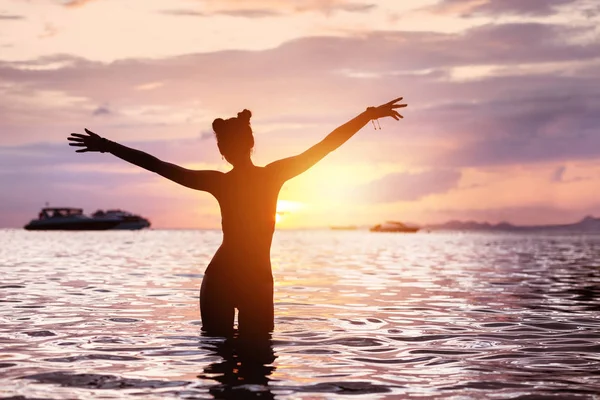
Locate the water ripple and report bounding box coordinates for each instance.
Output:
[1,230,599,399]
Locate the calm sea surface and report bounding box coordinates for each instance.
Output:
[1,229,599,399]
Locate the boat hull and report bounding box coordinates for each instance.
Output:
[109,221,151,230]
[24,220,121,231]
[370,227,419,233]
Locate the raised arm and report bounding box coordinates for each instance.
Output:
[266,97,406,182]
[67,129,222,192]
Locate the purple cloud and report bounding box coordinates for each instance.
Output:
[549,165,592,184]
[4,23,597,95]
[92,106,111,116]
[0,138,222,171]
[1,22,598,149]
[434,85,600,167]
[428,0,579,17]
[160,9,208,17]
[0,13,24,20]
[358,169,462,203]
[160,8,280,18]
[161,1,375,18]
[551,165,567,182]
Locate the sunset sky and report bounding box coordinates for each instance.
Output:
[1,0,599,228]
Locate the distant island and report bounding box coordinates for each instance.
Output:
[423,216,600,232]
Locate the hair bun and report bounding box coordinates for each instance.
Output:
[212,118,226,133]
[237,109,252,124]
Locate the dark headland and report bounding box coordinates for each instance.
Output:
[424,216,600,232]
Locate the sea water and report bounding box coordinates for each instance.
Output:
[0,229,599,399]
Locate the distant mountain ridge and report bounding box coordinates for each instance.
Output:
[424,216,600,232]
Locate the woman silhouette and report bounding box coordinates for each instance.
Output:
[68,97,406,337]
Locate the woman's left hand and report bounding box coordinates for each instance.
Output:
[366,97,407,121]
[67,128,106,153]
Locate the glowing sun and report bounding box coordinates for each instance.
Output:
[275,200,304,225]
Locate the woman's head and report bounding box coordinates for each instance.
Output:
[212,109,254,166]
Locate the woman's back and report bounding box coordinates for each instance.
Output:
[210,165,282,277]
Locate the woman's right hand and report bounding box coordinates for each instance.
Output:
[366,97,407,121]
[67,128,107,153]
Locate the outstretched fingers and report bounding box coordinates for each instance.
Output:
[84,128,99,137]
[67,136,86,146]
[67,132,93,152]
[388,111,403,120]
[385,97,403,106]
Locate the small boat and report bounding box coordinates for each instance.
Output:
[370,221,419,233]
[24,207,150,231]
[330,225,358,230]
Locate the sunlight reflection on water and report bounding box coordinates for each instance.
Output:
[0,229,599,399]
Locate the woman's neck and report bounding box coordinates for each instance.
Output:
[232,157,255,170]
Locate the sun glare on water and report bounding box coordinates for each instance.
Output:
[276,200,304,225]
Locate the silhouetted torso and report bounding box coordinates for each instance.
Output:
[207,165,282,283]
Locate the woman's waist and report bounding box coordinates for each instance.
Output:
[221,218,275,237]
[220,236,273,254]
[210,244,272,266]
[205,262,273,282]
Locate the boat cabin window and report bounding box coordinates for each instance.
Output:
[43,208,83,218]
